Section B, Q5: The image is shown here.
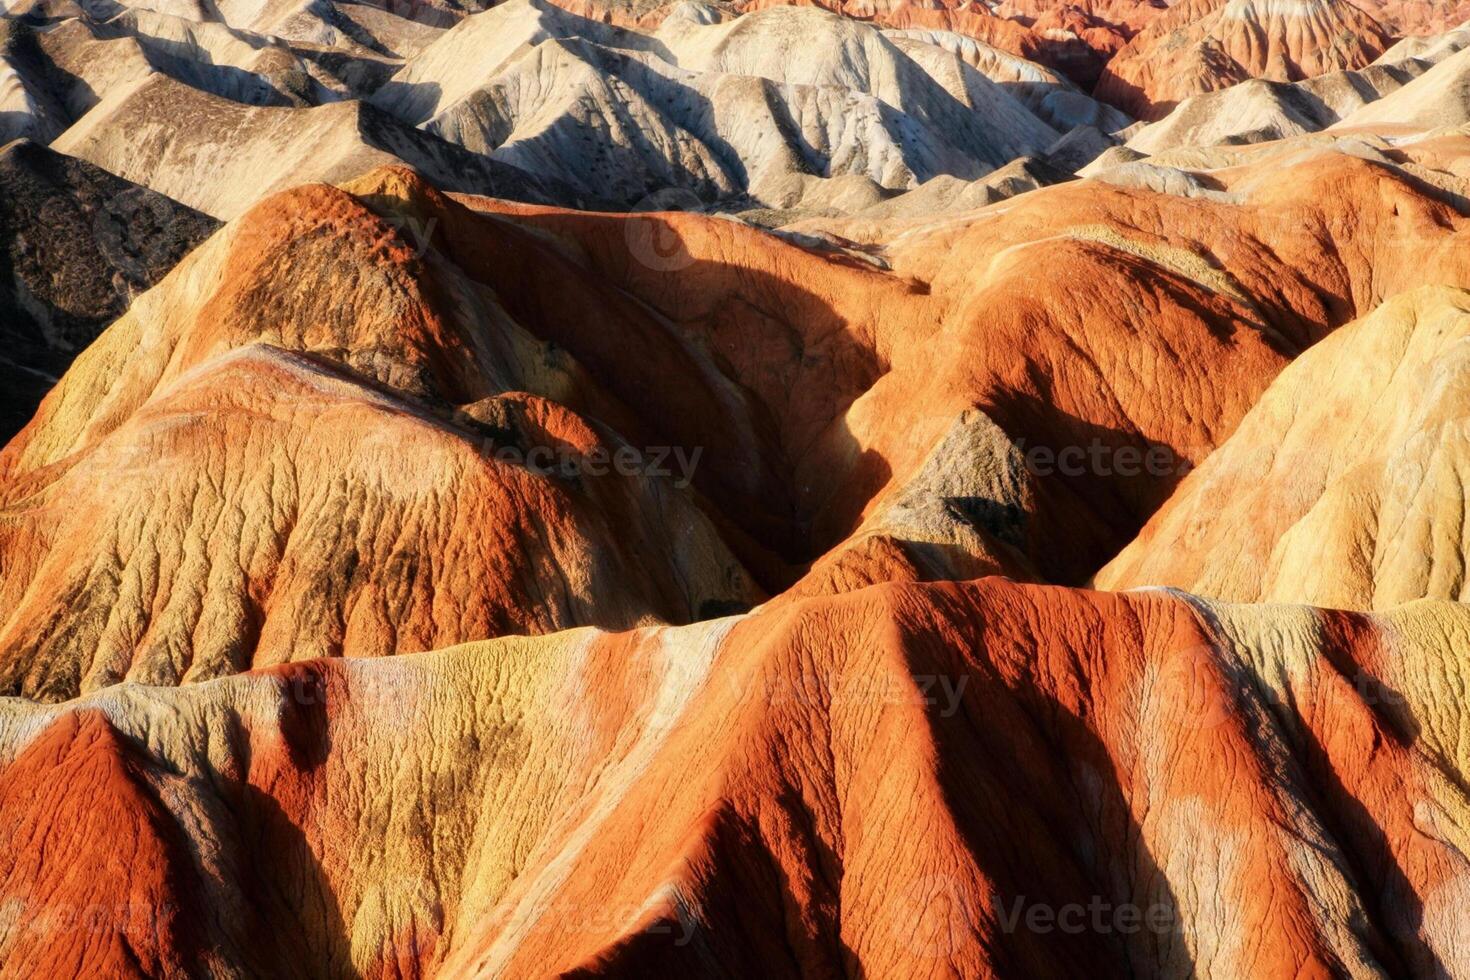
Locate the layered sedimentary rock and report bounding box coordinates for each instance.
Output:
[882,26,1135,136]
[8,146,1470,702]
[1097,286,1470,609]
[1,0,400,131]
[6,0,1122,213]
[14,0,1422,199]
[1122,67,1414,153]
[2,578,1468,977]
[1095,0,1392,119]
[32,7,348,110]
[1350,0,1470,37]
[372,1,1064,206]
[50,73,590,217]
[1120,22,1470,154]
[3,5,1470,971]
[763,153,1069,233]
[178,0,462,55]
[1334,42,1470,133]
[0,171,759,700]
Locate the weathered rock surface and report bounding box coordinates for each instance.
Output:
[2,578,1469,976]
[1123,25,1470,154]
[50,73,593,217]
[769,154,1069,234]
[373,1,1063,206]
[1095,0,1392,119]
[1334,42,1470,133]
[10,148,1470,702]
[1,6,1469,976]
[0,138,217,441]
[0,170,759,700]
[1098,286,1470,609]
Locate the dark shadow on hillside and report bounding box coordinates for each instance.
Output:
[910,595,1200,977]
[0,139,218,443]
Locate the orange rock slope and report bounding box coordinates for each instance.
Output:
[8,151,1470,702]
[1095,0,1393,118]
[1097,285,1470,609]
[3,139,1470,975]
[2,579,1469,976]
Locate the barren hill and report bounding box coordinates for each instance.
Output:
[50,73,592,217]
[9,148,1470,701]
[1095,0,1392,119]
[1,3,1470,977]
[373,1,1067,205]
[0,138,216,441]
[1097,286,1470,609]
[3,578,1469,975]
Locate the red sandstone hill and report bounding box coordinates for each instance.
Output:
[4,10,1470,966]
[2,578,1468,976]
[1352,0,1470,36]
[1095,0,1393,118]
[7,148,1470,703]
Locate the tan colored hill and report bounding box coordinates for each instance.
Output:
[50,73,591,217]
[1083,22,1470,156]
[1097,286,1470,609]
[41,8,348,106]
[373,1,1063,206]
[1334,43,1470,133]
[763,154,1068,233]
[370,0,668,123]
[7,3,396,126]
[883,25,1135,134]
[848,0,1123,84]
[1122,66,1417,153]
[1374,21,1470,64]
[2,0,1122,210]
